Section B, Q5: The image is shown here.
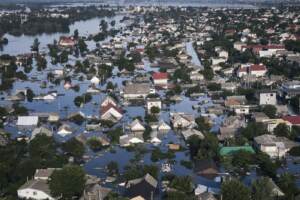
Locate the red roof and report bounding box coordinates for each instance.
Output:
[101,103,122,115]
[152,72,168,80]
[282,116,300,125]
[250,64,267,72]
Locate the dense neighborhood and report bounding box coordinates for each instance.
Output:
[1,2,300,200]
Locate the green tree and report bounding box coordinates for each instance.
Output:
[274,123,291,138]
[107,161,119,176]
[78,39,87,53]
[241,122,267,140]
[221,179,251,200]
[62,138,85,160]
[251,177,273,200]
[31,38,40,52]
[277,173,298,200]
[150,106,160,114]
[262,105,277,118]
[49,165,86,199]
[87,137,103,152]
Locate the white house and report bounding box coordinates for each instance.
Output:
[101,96,118,107]
[146,98,162,113]
[100,103,123,122]
[249,64,267,77]
[259,91,277,105]
[17,179,55,200]
[17,168,57,200]
[130,119,145,132]
[234,105,250,115]
[57,124,72,137]
[211,57,227,65]
[157,121,171,132]
[17,116,39,127]
[254,134,298,158]
[90,76,100,85]
[152,72,169,86]
[171,113,196,129]
[122,83,155,99]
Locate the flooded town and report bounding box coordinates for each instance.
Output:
[1,1,300,200]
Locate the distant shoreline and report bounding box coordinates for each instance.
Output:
[0,0,300,9]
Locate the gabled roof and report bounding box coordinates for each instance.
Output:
[250,64,267,72]
[152,72,168,80]
[101,103,122,115]
[18,179,51,197]
[282,115,300,125]
[126,173,158,199]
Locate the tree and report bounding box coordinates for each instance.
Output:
[36,55,47,71]
[87,137,103,152]
[277,173,298,200]
[150,106,160,114]
[107,161,119,176]
[221,179,251,200]
[31,38,40,52]
[195,116,211,132]
[26,89,35,102]
[74,29,79,39]
[49,165,86,199]
[231,150,255,173]
[78,39,87,53]
[241,122,267,140]
[251,177,273,200]
[62,138,85,160]
[262,105,277,118]
[274,123,291,138]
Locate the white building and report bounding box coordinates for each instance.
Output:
[259,91,277,105]
[18,168,57,200]
[17,116,39,127]
[254,134,298,158]
[130,119,145,132]
[146,98,162,113]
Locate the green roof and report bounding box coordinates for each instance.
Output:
[219,146,255,156]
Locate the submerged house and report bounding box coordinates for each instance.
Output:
[125,173,158,200]
[170,113,196,129]
[17,168,57,200]
[100,103,123,122]
[122,83,155,99]
[17,116,39,129]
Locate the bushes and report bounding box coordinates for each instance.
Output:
[150,148,175,162]
[87,137,103,152]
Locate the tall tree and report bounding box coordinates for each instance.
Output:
[251,177,273,200]
[221,179,251,200]
[49,165,86,199]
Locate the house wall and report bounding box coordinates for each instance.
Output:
[154,79,168,85]
[260,93,277,105]
[147,101,162,112]
[250,70,266,77]
[18,189,54,200]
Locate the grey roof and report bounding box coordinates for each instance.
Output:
[254,134,298,149]
[124,83,151,94]
[18,179,51,196]
[198,192,217,200]
[31,127,53,140]
[127,173,158,189]
[181,129,204,140]
[34,168,57,180]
